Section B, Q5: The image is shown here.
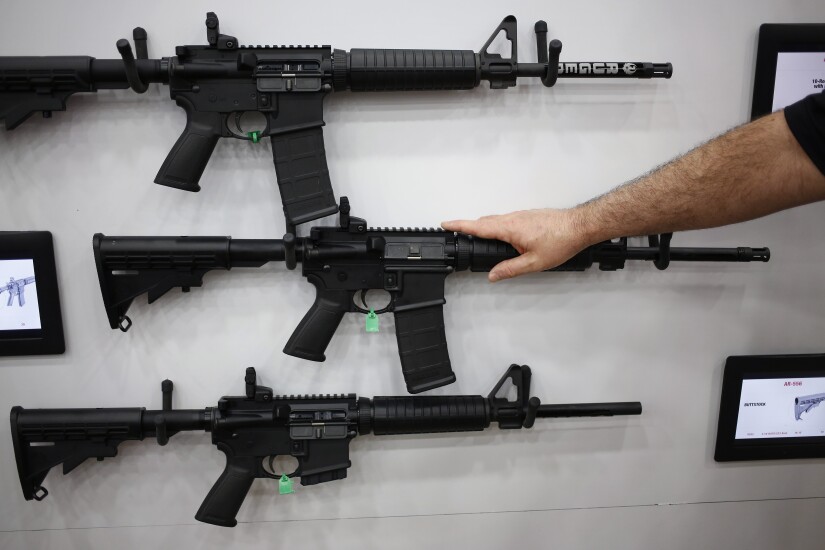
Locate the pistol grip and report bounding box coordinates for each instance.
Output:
[271,126,338,226]
[194,446,256,528]
[394,304,456,393]
[283,275,350,362]
[155,97,221,192]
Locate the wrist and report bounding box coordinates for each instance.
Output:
[564,204,602,248]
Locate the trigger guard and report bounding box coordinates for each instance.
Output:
[354,289,394,315]
[266,455,300,478]
[227,111,272,140]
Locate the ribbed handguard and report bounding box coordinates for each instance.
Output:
[347,49,478,91]
[468,237,598,272]
[468,238,519,272]
[370,396,489,435]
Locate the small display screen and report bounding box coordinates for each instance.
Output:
[0,259,41,331]
[771,52,825,111]
[735,377,825,439]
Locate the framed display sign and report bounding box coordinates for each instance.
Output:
[715,354,825,461]
[751,23,825,120]
[0,232,65,356]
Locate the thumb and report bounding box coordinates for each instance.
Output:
[489,252,539,282]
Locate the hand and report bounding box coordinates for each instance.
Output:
[442,209,590,282]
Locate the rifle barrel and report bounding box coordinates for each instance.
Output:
[625,246,770,262]
[537,402,642,417]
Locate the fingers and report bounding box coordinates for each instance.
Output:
[489,252,540,282]
[441,217,507,240]
[439,219,469,232]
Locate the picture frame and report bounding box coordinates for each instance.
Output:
[751,23,825,120]
[715,354,825,461]
[0,232,65,356]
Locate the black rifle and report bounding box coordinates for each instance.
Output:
[0,13,671,228]
[94,198,770,394]
[11,364,641,527]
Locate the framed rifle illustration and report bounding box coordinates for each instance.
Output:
[0,232,65,356]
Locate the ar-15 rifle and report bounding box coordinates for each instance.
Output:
[0,275,36,307]
[0,12,671,228]
[795,392,825,421]
[11,364,642,527]
[94,198,770,394]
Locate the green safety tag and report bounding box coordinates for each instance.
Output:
[247,131,261,143]
[366,309,379,333]
[279,474,294,495]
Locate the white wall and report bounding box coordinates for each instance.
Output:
[1,0,825,547]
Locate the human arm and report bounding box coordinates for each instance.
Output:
[443,105,825,282]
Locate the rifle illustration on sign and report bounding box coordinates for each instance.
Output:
[0,276,35,307]
[93,198,770,393]
[795,392,825,420]
[0,12,672,229]
[11,364,642,527]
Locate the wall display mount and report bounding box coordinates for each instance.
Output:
[0,232,65,357]
[751,23,825,119]
[715,354,825,461]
